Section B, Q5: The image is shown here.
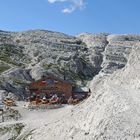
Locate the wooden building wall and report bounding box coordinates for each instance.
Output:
[28,77,72,99]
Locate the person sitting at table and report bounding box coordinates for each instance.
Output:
[50,94,59,104]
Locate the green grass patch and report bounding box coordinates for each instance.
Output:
[43,63,58,70]
[0,123,25,140]
[10,77,26,85]
[0,65,10,74]
[0,44,24,66]
[8,123,25,140]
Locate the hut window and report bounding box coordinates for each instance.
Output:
[46,79,54,85]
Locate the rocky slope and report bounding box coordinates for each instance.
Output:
[23,42,140,140]
[0,37,139,140]
[78,33,140,73]
[0,30,140,140]
[0,30,140,99]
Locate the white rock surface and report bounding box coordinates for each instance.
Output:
[0,31,140,140]
[23,44,140,140]
[1,30,140,99]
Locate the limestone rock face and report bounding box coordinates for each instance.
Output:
[101,34,140,73]
[0,30,140,140]
[0,29,140,99]
[27,44,140,140]
[77,33,109,73]
[78,33,140,74]
[0,30,93,99]
[111,44,140,89]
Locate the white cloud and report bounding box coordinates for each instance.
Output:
[62,6,75,13]
[48,0,86,13]
[48,0,67,3]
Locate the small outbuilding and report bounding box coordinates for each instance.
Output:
[72,87,91,101]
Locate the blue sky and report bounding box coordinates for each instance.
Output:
[0,0,140,35]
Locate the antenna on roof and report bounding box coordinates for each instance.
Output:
[42,75,46,79]
[64,72,66,80]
